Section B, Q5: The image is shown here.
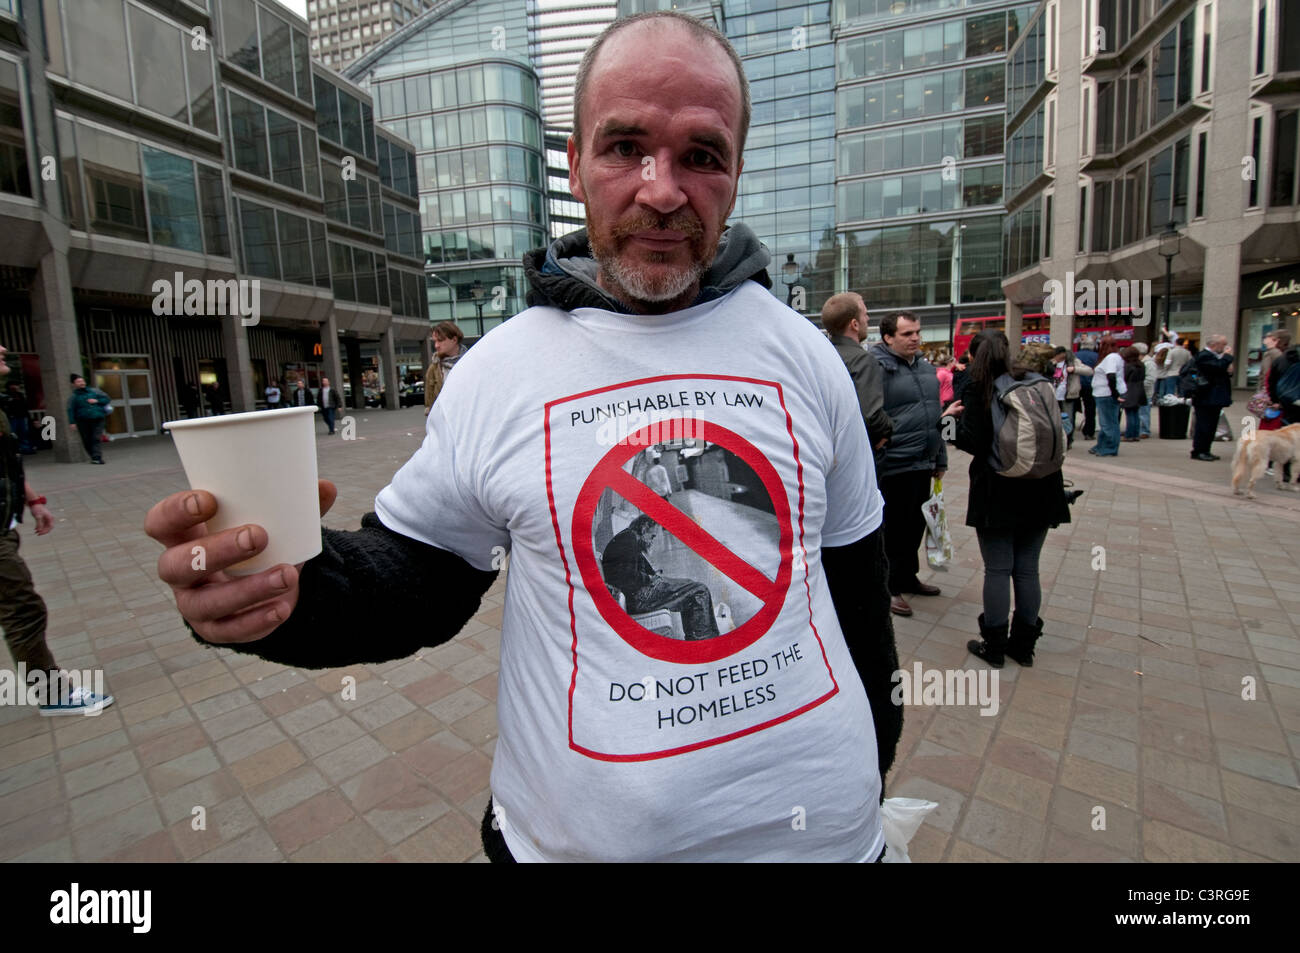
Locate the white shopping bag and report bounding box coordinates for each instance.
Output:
[881,797,939,863]
[921,477,952,570]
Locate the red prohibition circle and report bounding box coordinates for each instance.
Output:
[572,418,794,664]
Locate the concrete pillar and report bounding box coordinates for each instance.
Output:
[30,249,83,462]
[319,312,345,402]
[343,337,362,409]
[1005,298,1024,350]
[1202,242,1243,382]
[379,329,400,410]
[220,316,255,412]
[420,332,433,373]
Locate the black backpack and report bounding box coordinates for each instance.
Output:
[1275,348,1300,407]
[1177,359,1208,398]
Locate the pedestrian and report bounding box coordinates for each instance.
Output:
[1088,336,1126,456]
[65,374,110,465]
[935,355,955,406]
[1190,334,1235,462]
[1075,335,1100,439]
[823,292,893,467]
[1135,342,1156,438]
[145,12,901,863]
[1266,339,1300,483]
[287,379,312,407]
[4,381,34,453]
[1121,346,1147,442]
[869,310,947,617]
[316,376,342,435]
[1050,345,1091,450]
[180,380,202,419]
[942,332,1070,668]
[950,348,972,404]
[265,379,282,409]
[423,321,465,417]
[205,382,223,416]
[1161,335,1192,396]
[1,346,114,714]
[1259,330,1291,435]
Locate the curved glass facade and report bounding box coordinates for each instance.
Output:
[347,3,546,338]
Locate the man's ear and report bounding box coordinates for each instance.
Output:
[568,135,585,203]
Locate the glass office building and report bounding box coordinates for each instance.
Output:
[344,0,549,338]
[0,0,425,461]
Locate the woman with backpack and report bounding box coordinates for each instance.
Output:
[941,331,1071,668]
[1121,346,1147,442]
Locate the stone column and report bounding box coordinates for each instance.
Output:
[220,316,255,412]
[30,248,82,462]
[1005,298,1024,350]
[319,312,345,401]
[379,329,400,410]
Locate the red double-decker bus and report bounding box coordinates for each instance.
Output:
[952,309,1141,359]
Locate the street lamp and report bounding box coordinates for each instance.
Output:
[782,253,803,309]
[470,279,486,332]
[948,223,965,351]
[1158,221,1181,336]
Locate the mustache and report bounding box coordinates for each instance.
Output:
[610,211,704,241]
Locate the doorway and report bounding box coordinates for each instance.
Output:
[92,356,158,438]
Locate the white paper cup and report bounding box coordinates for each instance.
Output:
[164,406,322,576]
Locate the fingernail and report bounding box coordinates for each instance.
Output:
[238,527,254,551]
[185,494,201,516]
[271,569,286,589]
[267,607,281,624]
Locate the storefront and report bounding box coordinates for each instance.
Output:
[1240,265,1300,387]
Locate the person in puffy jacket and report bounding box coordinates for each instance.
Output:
[868,311,947,617]
[66,374,110,465]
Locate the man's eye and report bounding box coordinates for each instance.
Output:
[687,149,720,168]
[612,142,638,157]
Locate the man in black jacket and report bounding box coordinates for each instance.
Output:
[869,311,947,617]
[145,12,900,862]
[823,292,893,468]
[1190,334,1235,461]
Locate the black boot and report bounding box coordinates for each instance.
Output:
[1006,615,1043,667]
[967,613,1008,668]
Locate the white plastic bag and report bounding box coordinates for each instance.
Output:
[921,477,952,570]
[880,797,939,863]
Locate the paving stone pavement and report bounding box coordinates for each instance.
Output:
[2,405,1298,862]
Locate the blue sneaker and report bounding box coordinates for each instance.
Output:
[39,686,115,717]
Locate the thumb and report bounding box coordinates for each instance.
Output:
[318,480,338,517]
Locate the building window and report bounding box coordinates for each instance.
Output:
[1281,0,1300,72]
[1200,3,1213,93]
[1256,1,1268,74]
[1078,183,1089,253]
[79,123,147,242]
[1192,131,1208,219]
[1249,114,1263,207]
[1272,109,1299,206]
[0,58,32,198]
[142,146,202,252]
[228,92,270,179]
[197,165,229,257]
[237,198,280,279]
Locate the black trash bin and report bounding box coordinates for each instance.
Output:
[1158,403,1190,439]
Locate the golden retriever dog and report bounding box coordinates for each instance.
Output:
[1231,424,1300,498]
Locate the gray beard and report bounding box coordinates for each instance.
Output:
[597,251,706,305]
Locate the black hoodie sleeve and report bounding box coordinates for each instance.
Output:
[185,513,498,669]
[822,527,902,790]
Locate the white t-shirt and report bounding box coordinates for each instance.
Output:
[1091,352,1128,398]
[375,282,886,862]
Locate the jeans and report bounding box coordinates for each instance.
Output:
[74,416,104,462]
[975,525,1049,628]
[322,407,336,433]
[1155,377,1178,399]
[880,470,934,594]
[1094,395,1121,455]
[1124,406,1142,439]
[1139,403,1151,436]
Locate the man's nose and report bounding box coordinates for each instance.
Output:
[635,151,688,215]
